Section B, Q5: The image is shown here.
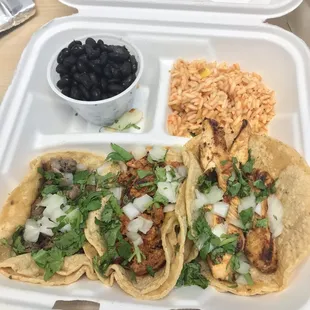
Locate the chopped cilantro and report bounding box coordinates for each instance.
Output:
[106,143,133,162]
[0,238,8,246]
[253,179,266,190]
[54,230,85,256]
[73,170,91,186]
[155,167,167,182]
[221,160,228,166]
[41,185,59,196]
[244,273,254,286]
[12,226,26,255]
[117,239,132,260]
[241,150,255,174]
[153,192,169,206]
[123,123,140,131]
[230,254,240,272]
[239,207,254,229]
[137,170,153,179]
[128,245,145,263]
[176,261,209,289]
[210,248,225,264]
[146,266,155,277]
[197,171,217,195]
[256,218,268,228]
[255,179,277,203]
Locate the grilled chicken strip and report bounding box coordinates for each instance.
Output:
[228,224,245,252]
[207,253,233,281]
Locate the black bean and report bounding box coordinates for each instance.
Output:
[108,46,130,62]
[73,73,82,83]
[120,61,132,78]
[88,62,102,74]
[79,73,93,90]
[56,64,69,75]
[108,78,121,84]
[89,73,99,86]
[56,76,72,89]
[107,93,115,98]
[91,58,101,65]
[71,65,78,74]
[70,86,82,100]
[111,67,122,80]
[63,55,77,68]
[71,45,85,56]
[130,55,138,73]
[72,80,78,87]
[79,84,90,100]
[99,52,108,66]
[68,40,82,49]
[62,48,71,58]
[61,87,70,97]
[101,93,108,100]
[85,45,100,60]
[100,78,108,92]
[99,44,109,53]
[85,37,97,48]
[97,39,104,45]
[90,87,101,101]
[103,65,113,79]
[122,74,136,89]
[77,60,88,73]
[57,51,64,64]
[79,54,88,62]
[108,84,124,94]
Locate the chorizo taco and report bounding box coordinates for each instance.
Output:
[182,119,310,295]
[0,151,120,285]
[84,144,188,300]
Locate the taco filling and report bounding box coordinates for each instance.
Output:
[185,119,283,287]
[3,155,116,281]
[93,144,186,279]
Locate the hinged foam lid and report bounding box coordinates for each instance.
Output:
[60,0,303,23]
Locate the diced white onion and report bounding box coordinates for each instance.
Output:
[49,207,66,223]
[171,182,180,196]
[149,146,167,162]
[163,204,175,213]
[205,211,213,227]
[139,216,153,234]
[119,161,128,173]
[229,218,244,229]
[194,186,224,210]
[63,173,73,186]
[132,146,147,160]
[212,223,228,238]
[236,261,250,275]
[123,203,140,220]
[176,165,187,178]
[238,193,256,213]
[109,109,143,131]
[37,216,57,237]
[97,162,114,176]
[23,219,40,242]
[267,195,284,238]
[110,187,123,201]
[59,223,72,233]
[127,231,143,246]
[212,202,229,218]
[133,194,153,212]
[255,203,262,216]
[236,275,248,285]
[127,217,144,233]
[157,182,176,203]
[196,234,209,251]
[77,163,87,171]
[165,166,173,182]
[40,194,66,209]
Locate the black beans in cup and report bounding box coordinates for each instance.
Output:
[55,37,138,101]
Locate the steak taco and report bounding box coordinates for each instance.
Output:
[182,119,310,295]
[0,151,119,285]
[84,144,188,299]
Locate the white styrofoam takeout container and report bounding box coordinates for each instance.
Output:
[0,0,310,309]
[47,34,144,126]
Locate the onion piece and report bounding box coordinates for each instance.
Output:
[60,223,72,233]
[127,231,143,246]
[236,261,250,275]
[127,217,144,233]
[23,219,40,243]
[139,216,153,234]
[49,208,66,223]
[171,182,180,196]
[132,146,147,160]
[255,203,262,216]
[212,223,227,238]
[110,187,123,201]
[149,146,167,162]
[77,163,87,171]
[267,195,284,238]
[97,162,114,176]
[123,203,140,220]
[176,165,187,178]
[63,173,73,186]
[165,166,173,182]
[238,193,256,213]
[118,161,127,173]
[229,218,244,229]
[133,194,153,212]
[157,182,176,203]
[40,194,66,209]
[163,204,175,213]
[194,186,224,210]
[108,109,143,131]
[212,202,229,218]
[37,216,57,236]
[236,275,248,285]
[205,211,213,227]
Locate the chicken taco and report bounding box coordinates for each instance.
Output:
[0,151,119,285]
[182,119,310,295]
[84,144,188,299]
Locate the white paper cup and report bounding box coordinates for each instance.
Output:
[47,35,143,126]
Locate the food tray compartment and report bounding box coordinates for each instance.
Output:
[0,13,310,310]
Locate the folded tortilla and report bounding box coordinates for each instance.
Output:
[183,134,310,295]
[0,151,107,285]
[84,156,187,300]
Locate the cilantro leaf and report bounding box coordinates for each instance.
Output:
[230,254,240,272]
[93,253,113,276]
[176,261,209,289]
[155,167,167,182]
[137,170,153,179]
[221,160,228,166]
[241,150,255,174]
[228,182,241,196]
[146,266,156,277]
[41,185,59,196]
[12,226,26,255]
[54,230,85,256]
[239,207,254,229]
[0,238,8,246]
[256,218,268,228]
[128,245,145,263]
[73,170,91,185]
[253,179,266,190]
[210,247,225,264]
[153,192,169,206]
[106,144,133,162]
[32,248,64,281]
[244,273,254,285]
[117,239,132,260]
[197,171,217,195]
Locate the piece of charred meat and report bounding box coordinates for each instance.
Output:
[44,158,77,173]
[30,198,44,220]
[245,227,277,274]
[65,184,81,200]
[228,223,245,252]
